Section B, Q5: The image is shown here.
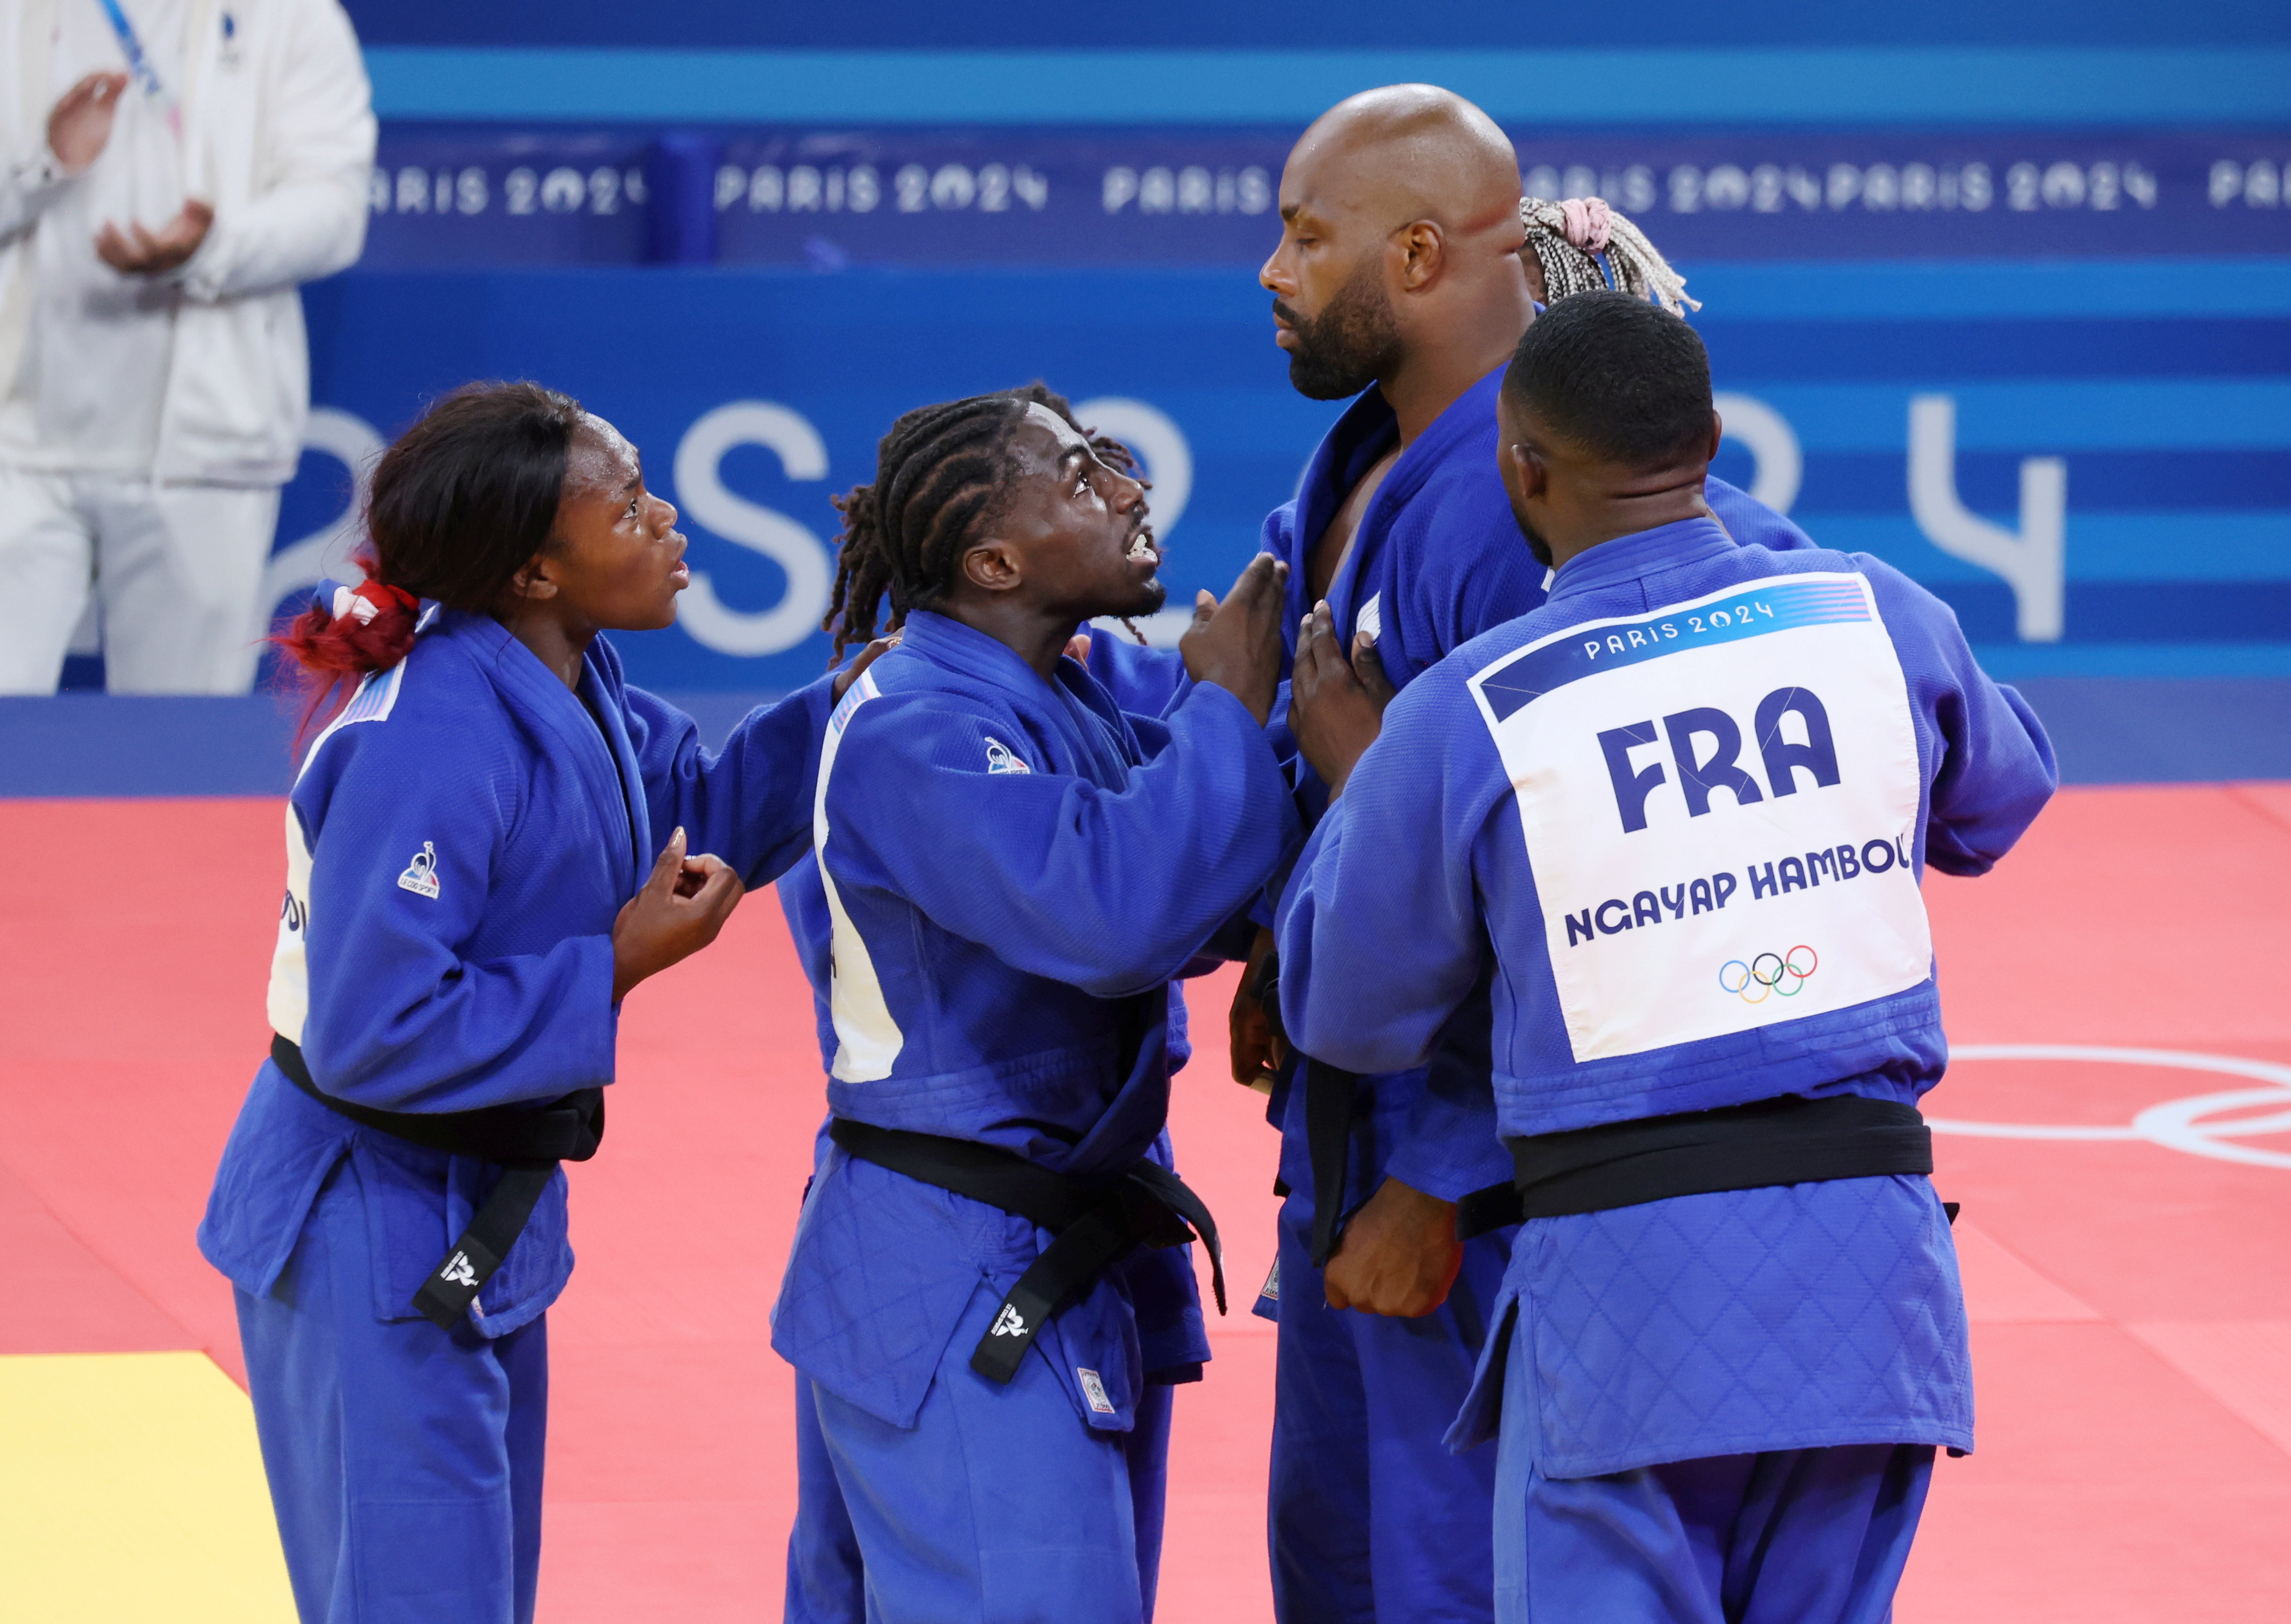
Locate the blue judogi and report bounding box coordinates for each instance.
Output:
[775,843,1207,1623]
[1277,521,2057,1623]
[772,610,1296,1623]
[200,604,833,1624]
[1255,365,1818,1622]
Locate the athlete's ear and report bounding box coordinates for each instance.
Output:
[1396,220,1444,291]
[1511,441,1548,503]
[959,538,1024,596]
[506,552,560,604]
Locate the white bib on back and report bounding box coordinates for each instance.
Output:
[1469,571,1933,1063]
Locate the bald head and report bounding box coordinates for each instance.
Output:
[1288,85,1523,238]
[1260,85,1533,410]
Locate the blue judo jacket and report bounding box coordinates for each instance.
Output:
[200,606,836,1336]
[1259,366,1820,1214]
[1278,521,2059,1473]
[769,611,1299,1433]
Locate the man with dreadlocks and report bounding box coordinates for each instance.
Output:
[767,385,1295,1623]
[1239,85,1825,1624]
[770,385,1207,1624]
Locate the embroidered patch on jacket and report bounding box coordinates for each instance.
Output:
[396,842,440,899]
[1259,1257,1281,1302]
[1077,1367,1117,1414]
[983,737,1031,775]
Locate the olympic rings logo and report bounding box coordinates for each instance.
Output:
[1718,945,1819,1003]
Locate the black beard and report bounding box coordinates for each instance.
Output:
[1079,575,1168,624]
[1519,516,1554,568]
[1283,259,1402,402]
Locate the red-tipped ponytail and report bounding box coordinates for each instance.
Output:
[277,576,421,679]
[272,572,423,743]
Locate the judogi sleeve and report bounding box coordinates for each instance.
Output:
[825,682,1299,997]
[1277,675,1502,1076]
[1382,969,1514,1202]
[623,674,840,888]
[296,723,617,1114]
[1867,561,2060,874]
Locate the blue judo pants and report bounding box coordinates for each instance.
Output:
[787,1377,867,1624]
[1492,1314,1936,1624]
[1267,1191,1513,1624]
[237,1161,548,1624]
[801,1283,1174,1624]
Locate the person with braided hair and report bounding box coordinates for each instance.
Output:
[1242,85,1828,1624]
[766,385,1295,1623]
[770,382,1197,1624]
[195,381,881,1624]
[1518,193,1700,314]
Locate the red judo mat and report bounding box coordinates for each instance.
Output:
[3,784,2289,1620]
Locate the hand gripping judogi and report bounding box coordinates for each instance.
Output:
[772,610,1296,1624]
[1252,362,1822,1623]
[1278,524,2057,1624]
[198,601,841,1624]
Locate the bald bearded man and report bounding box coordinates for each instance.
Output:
[1235,87,1821,1623]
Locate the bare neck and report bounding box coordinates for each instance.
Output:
[1541,473,1715,576]
[1380,287,1535,446]
[500,609,595,692]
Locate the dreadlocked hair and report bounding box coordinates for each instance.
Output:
[1520,195,1701,316]
[822,381,1150,660]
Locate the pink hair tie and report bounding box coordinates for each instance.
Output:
[1558,196,1613,254]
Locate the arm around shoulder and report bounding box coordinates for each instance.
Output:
[625,673,839,889]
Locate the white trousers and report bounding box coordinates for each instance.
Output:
[0,466,282,694]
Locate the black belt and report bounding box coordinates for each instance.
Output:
[1303,1058,1358,1265]
[1494,1093,1934,1223]
[270,1033,604,1330]
[829,1118,1225,1385]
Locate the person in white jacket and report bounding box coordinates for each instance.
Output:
[0,0,373,693]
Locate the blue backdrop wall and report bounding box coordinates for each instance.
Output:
[262,254,2290,695]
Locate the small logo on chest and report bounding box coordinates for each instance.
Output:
[982,737,1031,775]
[397,842,440,899]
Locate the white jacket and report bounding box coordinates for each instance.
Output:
[0,0,373,484]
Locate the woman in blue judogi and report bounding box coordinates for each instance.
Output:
[1279,293,2058,1623]
[772,388,1295,1623]
[197,383,864,1623]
